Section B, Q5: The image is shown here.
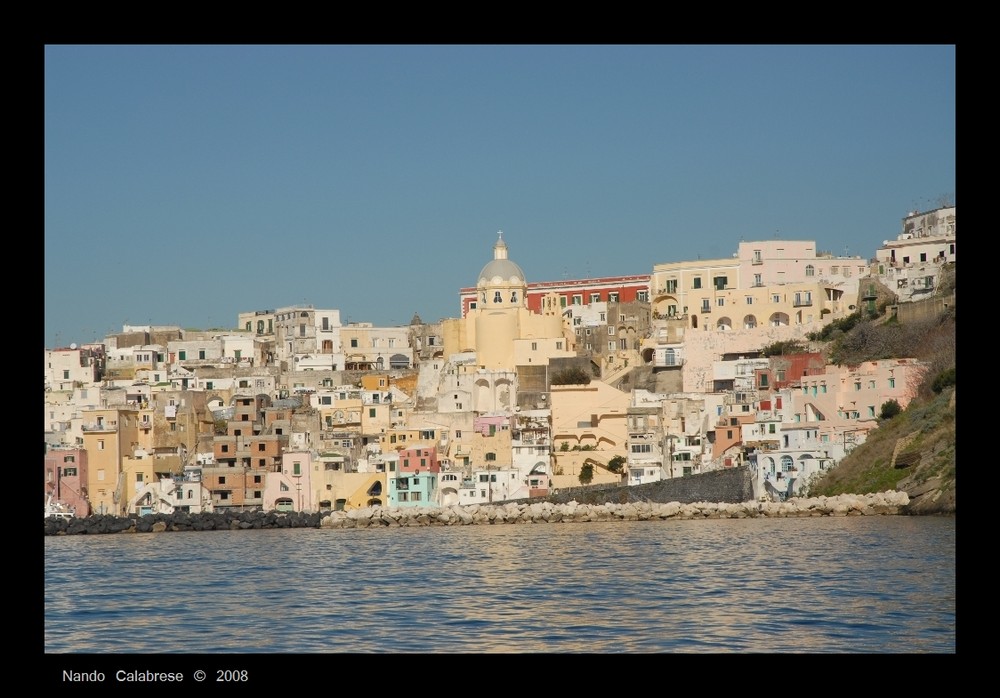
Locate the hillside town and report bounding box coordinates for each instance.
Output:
[44,206,956,519]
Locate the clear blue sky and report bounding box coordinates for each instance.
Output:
[44,44,955,349]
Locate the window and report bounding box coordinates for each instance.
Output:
[889,377,895,388]
[599,312,606,321]
[772,294,781,304]
[665,279,677,293]
[369,408,376,418]
[63,370,70,379]
[608,342,615,351]
[768,423,776,434]
[258,443,266,452]
[868,406,876,417]
[531,342,538,350]
[221,444,229,453]
[855,381,861,391]
[631,443,652,453]
[701,300,710,312]
[753,274,762,287]
[805,264,815,277]
[350,338,358,348]
[609,292,619,302]
[693,277,702,289]
[219,476,226,484]
[136,472,143,482]
[254,475,262,484]
[98,439,105,451]
[713,276,727,290]
[572,294,582,305]
[636,291,648,302]
[745,296,753,305]
[590,293,601,303]
[179,351,186,360]
[199,350,206,360]
[494,291,502,303]
[293,462,301,475]
[486,452,496,462]
[717,298,725,307]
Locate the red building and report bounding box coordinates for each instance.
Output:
[460,274,650,317]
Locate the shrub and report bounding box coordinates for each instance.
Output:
[579,463,594,485]
[932,367,956,393]
[606,456,626,474]
[879,399,902,420]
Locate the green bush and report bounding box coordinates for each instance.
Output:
[932,367,956,393]
[606,455,626,474]
[579,463,594,485]
[879,399,902,420]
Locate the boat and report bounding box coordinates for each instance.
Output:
[45,494,75,520]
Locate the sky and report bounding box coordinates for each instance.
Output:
[44,44,955,349]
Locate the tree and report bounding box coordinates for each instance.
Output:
[606,456,626,474]
[579,463,594,485]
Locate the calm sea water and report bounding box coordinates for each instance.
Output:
[44,516,955,654]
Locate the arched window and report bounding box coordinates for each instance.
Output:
[494,291,502,303]
[781,455,794,472]
[511,291,517,303]
[805,264,815,277]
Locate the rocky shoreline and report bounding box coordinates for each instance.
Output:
[45,491,922,535]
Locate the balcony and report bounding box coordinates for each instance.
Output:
[82,422,117,432]
[792,298,813,307]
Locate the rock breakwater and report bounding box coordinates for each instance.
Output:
[45,491,912,535]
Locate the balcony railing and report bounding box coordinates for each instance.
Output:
[82,422,116,432]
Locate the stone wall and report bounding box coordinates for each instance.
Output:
[539,465,754,506]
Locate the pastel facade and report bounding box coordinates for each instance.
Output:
[44,448,90,517]
[442,234,570,371]
[460,274,651,318]
[874,206,956,302]
[45,346,103,391]
[262,450,318,512]
[81,406,141,515]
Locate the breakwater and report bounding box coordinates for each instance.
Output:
[44,491,911,535]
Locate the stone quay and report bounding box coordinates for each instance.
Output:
[45,491,910,535]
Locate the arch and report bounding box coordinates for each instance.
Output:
[440,487,460,506]
[389,353,409,369]
[275,497,294,512]
[529,461,548,475]
[780,455,794,471]
[769,312,790,327]
[641,347,655,364]
[743,314,758,330]
[716,316,732,331]
[366,498,382,507]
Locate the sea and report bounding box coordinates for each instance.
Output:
[44,516,955,663]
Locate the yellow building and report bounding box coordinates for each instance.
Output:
[442,233,571,370]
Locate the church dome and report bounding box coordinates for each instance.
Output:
[477,232,526,288]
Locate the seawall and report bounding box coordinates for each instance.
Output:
[44,491,911,535]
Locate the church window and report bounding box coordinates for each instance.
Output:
[494,291,502,303]
[511,291,517,303]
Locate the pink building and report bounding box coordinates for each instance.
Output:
[398,446,440,474]
[44,448,90,517]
